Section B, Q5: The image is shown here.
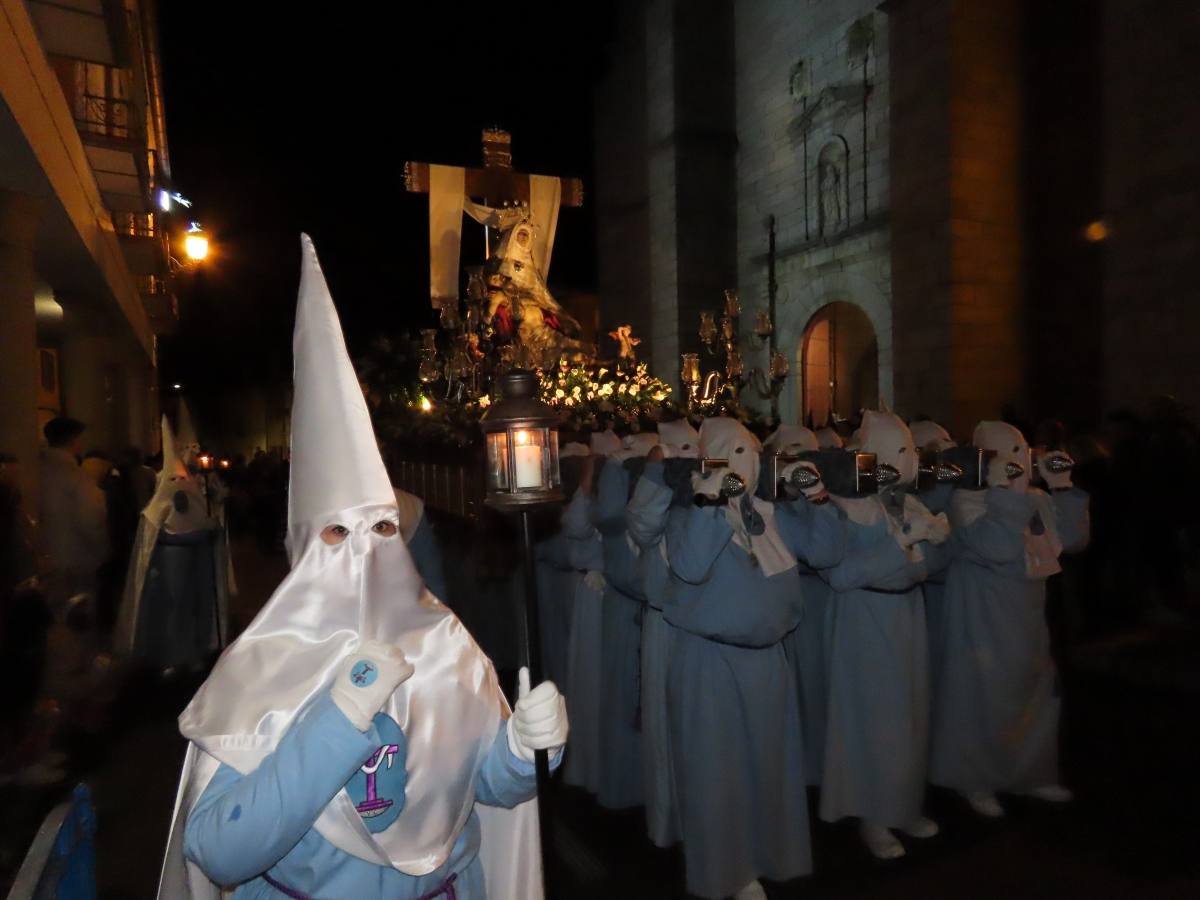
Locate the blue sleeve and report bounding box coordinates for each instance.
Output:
[921,538,954,578]
[592,464,630,535]
[821,528,916,593]
[183,693,379,886]
[625,463,673,550]
[665,505,733,585]
[408,514,449,602]
[952,488,1032,564]
[474,722,561,808]
[561,489,596,541]
[775,499,846,569]
[1053,488,1091,554]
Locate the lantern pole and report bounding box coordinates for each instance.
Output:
[479,369,563,892]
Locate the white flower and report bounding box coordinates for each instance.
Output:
[598,367,609,378]
[555,388,566,399]
[586,391,595,400]
[618,384,628,395]
[564,397,576,407]
[478,395,491,408]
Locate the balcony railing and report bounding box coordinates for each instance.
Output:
[113,211,156,237]
[136,274,170,296]
[76,94,145,144]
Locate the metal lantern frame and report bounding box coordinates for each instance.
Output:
[479,370,563,511]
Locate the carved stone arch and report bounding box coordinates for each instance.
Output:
[774,270,893,424]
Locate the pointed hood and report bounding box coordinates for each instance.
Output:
[910,419,956,452]
[144,415,209,534]
[815,426,844,449]
[854,409,918,486]
[176,236,507,878]
[176,401,200,464]
[973,420,1032,492]
[658,419,701,459]
[288,235,396,541]
[764,424,819,455]
[161,414,188,480]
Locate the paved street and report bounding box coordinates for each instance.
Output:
[3,538,1197,899]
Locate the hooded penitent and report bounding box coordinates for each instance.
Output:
[691,418,796,578]
[816,427,844,449]
[158,236,538,897]
[611,432,660,462]
[176,401,202,468]
[837,410,949,554]
[909,420,956,453]
[114,415,222,656]
[765,424,819,455]
[657,419,701,459]
[968,421,1062,578]
[588,428,622,458]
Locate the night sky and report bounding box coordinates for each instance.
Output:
[156,4,616,396]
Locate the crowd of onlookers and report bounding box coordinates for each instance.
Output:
[0,418,292,789]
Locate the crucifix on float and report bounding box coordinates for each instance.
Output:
[403,129,584,311]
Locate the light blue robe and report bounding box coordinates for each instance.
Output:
[624,461,678,847]
[184,691,549,899]
[918,482,956,681]
[591,462,643,810]
[560,488,606,794]
[534,529,574,690]
[929,487,1090,794]
[819,507,949,827]
[662,491,845,899]
[776,499,849,789]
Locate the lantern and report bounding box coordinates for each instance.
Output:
[479,369,562,511]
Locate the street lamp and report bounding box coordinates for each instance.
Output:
[184,222,209,262]
[478,368,562,883]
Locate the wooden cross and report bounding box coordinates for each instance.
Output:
[403,129,584,207]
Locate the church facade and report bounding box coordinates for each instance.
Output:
[594,0,1200,435]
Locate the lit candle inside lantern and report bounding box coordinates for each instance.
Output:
[513,430,543,489]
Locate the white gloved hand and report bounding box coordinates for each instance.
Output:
[926,512,951,545]
[507,666,569,764]
[330,640,415,731]
[781,462,828,503]
[584,570,606,593]
[1037,452,1074,491]
[898,513,933,548]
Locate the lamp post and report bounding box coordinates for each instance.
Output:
[478,368,562,883]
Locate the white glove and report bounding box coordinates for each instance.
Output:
[330,640,415,731]
[584,570,607,592]
[507,666,569,764]
[898,513,934,548]
[926,512,951,545]
[1037,452,1074,491]
[781,462,828,503]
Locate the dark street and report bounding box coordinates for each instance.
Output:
[3,538,1196,900]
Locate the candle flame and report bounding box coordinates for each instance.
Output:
[514,429,529,445]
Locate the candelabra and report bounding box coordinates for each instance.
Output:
[683,289,790,411]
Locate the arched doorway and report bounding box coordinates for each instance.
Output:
[800,301,878,425]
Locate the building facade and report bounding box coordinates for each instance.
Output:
[595,0,1200,436]
[1,0,181,503]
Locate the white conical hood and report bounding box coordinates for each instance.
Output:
[855,409,918,485]
[161,414,187,480]
[765,424,818,454]
[658,418,701,459]
[175,236,513,881]
[176,401,200,463]
[910,419,956,452]
[288,234,395,538]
